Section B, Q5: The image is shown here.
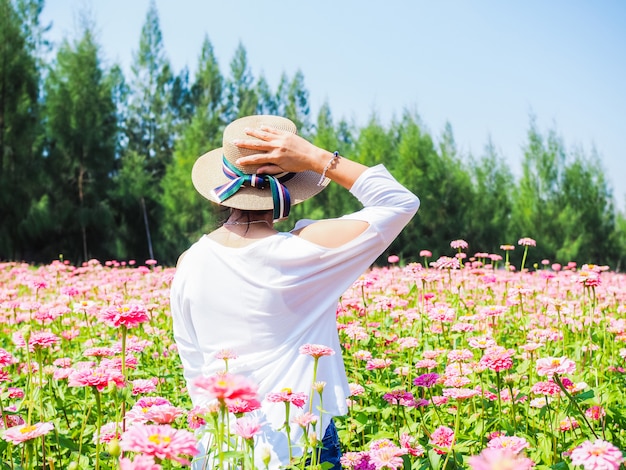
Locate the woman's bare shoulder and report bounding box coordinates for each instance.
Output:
[292,219,369,248]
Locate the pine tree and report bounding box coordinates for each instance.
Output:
[114,0,177,261]
[42,21,117,262]
[0,0,43,260]
[159,35,225,263]
[224,43,258,121]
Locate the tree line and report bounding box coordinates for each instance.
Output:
[1,0,625,269]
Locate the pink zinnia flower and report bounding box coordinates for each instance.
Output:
[429,426,454,454]
[366,358,392,370]
[291,412,318,428]
[450,240,469,250]
[187,406,208,430]
[233,416,262,440]
[0,348,16,367]
[143,405,184,425]
[559,417,579,432]
[349,383,366,396]
[94,422,121,443]
[193,373,259,403]
[226,397,262,414]
[28,331,59,350]
[487,435,530,454]
[570,440,624,470]
[536,356,576,378]
[119,455,162,470]
[480,346,514,372]
[468,447,535,470]
[84,347,116,358]
[68,366,125,391]
[369,444,406,469]
[387,255,400,264]
[443,388,479,400]
[99,303,149,329]
[215,349,238,361]
[340,451,370,469]
[430,256,460,270]
[585,405,606,421]
[419,250,432,257]
[518,238,536,247]
[354,350,373,361]
[266,389,308,408]
[119,424,198,465]
[447,349,473,363]
[299,343,335,358]
[400,433,425,457]
[2,422,54,444]
[131,378,158,396]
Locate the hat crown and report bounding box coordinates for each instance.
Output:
[222,115,297,175]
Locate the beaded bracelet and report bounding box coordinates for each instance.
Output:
[317,151,340,186]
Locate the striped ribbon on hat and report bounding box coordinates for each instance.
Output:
[214,156,294,220]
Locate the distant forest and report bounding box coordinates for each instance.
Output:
[1,0,625,269]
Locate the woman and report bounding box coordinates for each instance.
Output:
[170,115,419,469]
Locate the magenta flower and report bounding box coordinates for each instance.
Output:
[298,343,335,358]
[570,440,624,470]
[2,422,54,444]
[119,423,198,465]
[468,448,535,469]
[414,373,439,388]
[99,303,149,329]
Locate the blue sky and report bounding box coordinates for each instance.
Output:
[41,1,626,209]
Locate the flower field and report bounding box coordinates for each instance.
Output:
[1,240,626,469]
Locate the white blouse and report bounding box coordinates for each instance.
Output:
[170,164,420,468]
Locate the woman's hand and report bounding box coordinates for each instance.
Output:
[233,126,327,174]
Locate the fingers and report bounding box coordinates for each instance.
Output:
[236,153,274,166]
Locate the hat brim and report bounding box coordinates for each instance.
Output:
[192,148,329,212]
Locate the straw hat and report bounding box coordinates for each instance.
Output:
[192,115,328,217]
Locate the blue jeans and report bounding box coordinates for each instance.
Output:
[319,419,342,469]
